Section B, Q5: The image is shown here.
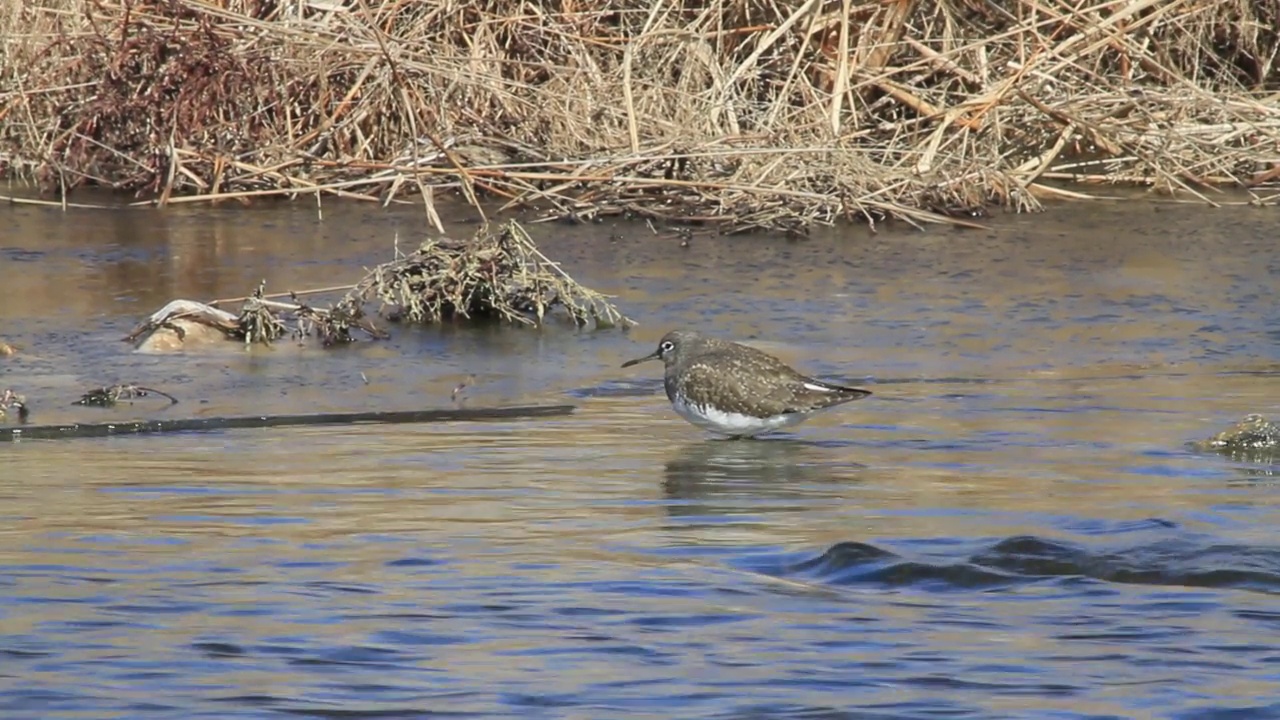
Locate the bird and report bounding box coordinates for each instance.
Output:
[620,329,871,438]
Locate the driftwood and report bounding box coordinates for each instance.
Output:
[1,404,577,442]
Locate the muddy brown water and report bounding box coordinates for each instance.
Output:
[2,194,1280,718]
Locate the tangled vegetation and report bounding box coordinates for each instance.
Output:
[0,389,27,422]
[1192,414,1280,465]
[125,220,630,349]
[3,0,1278,231]
[73,384,180,407]
[347,221,630,327]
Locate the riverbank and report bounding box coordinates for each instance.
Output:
[3,0,1278,232]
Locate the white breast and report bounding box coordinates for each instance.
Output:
[671,395,809,437]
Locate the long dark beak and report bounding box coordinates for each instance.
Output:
[620,351,660,368]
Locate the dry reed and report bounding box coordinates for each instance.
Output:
[3,0,1278,232]
[348,220,631,327]
[136,220,629,345]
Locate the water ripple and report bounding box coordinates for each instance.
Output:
[767,535,1280,594]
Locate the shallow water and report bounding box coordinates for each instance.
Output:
[2,195,1280,718]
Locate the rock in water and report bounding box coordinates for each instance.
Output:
[1193,414,1280,463]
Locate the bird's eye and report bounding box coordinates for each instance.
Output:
[660,341,674,353]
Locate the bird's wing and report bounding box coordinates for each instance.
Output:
[675,357,797,418]
[680,347,870,415]
[791,380,872,410]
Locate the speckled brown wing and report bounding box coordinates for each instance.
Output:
[668,343,871,419]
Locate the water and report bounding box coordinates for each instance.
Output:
[2,195,1280,718]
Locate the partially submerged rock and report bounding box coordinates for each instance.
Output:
[126,291,386,353]
[1193,414,1280,463]
[125,299,242,353]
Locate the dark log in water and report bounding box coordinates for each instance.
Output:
[1,405,576,442]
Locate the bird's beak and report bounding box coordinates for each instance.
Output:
[620,350,660,368]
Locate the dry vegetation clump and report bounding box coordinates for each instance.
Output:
[231,220,630,335]
[73,384,179,407]
[0,389,28,422]
[236,284,291,345]
[1192,414,1280,465]
[3,0,1279,231]
[1196,414,1280,452]
[229,281,389,346]
[125,286,389,349]
[125,221,629,349]
[347,220,630,327]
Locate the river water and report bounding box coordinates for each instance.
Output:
[2,195,1279,718]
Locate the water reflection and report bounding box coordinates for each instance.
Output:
[661,439,865,520]
[1226,454,1280,482]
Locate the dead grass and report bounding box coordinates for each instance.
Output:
[165,219,631,345]
[347,220,630,327]
[3,0,1278,232]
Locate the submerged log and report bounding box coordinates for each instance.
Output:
[1,404,576,442]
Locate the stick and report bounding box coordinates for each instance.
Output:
[208,285,355,307]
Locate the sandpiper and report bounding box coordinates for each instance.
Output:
[621,329,871,438]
